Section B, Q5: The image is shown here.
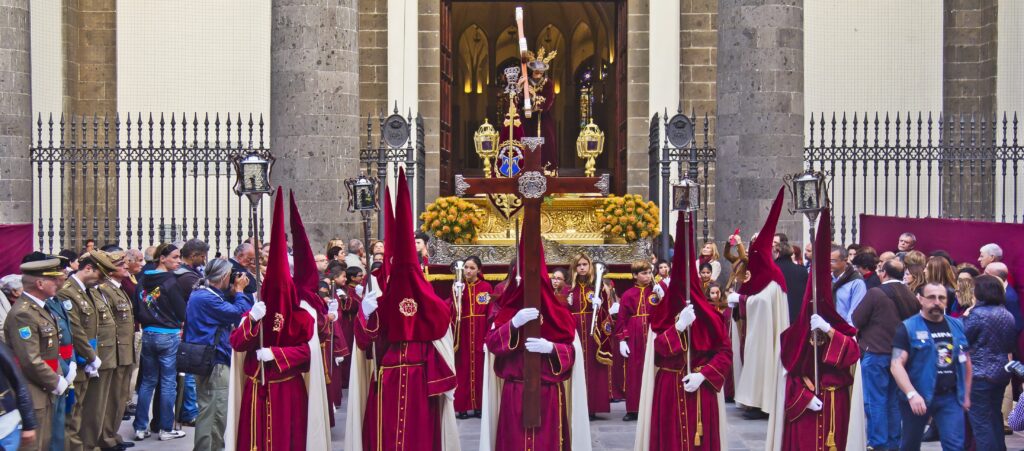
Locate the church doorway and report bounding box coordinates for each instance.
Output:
[439,0,626,195]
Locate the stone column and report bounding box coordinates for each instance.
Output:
[271,0,362,247]
[0,1,33,225]
[714,0,804,242]
[941,0,997,220]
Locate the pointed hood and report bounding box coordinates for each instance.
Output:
[737,187,788,295]
[289,190,327,316]
[377,168,450,342]
[371,185,395,287]
[780,209,856,374]
[492,230,576,343]
[260,188,315,346]
[649,211,724,350]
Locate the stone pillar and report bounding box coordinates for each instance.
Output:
[61,0,118,248]
[941,0,997,220]
[714,0,804,242]
[271,0,362,247]
[359,0,388,146]
[0,1,32,225]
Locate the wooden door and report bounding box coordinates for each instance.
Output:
[614,0,628,194]
[439,0,454,195]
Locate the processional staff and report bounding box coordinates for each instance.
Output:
[515,7,533,118]
[672,176,700,375]
[787,169,828,394]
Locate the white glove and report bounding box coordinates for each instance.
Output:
[653,284,665,299]
[609,303,620,315]
[511,308,540,329]
[807,396,823,411]
[675,305,696,332]
[65,362,77,382]
[682,372,706,393]
[90,357,101,371]
[727,292,740,308]
[444,389,455,401]
[662,277,671,286]
[567,294,573,306]
[452,282,465,294]
[335,288,345,298]
[361,291,379,317]
[327,299,339,316]
[52,376,70,395]
[810,314,832,334]
[334,356,345,365]
[589,293,601,308]
[249,301,267,321]
[525,337,554,354]
[255,348,275,362]
[619,341,630,358]
[355,285,365,297]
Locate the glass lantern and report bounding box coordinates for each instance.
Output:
[672,177,700,212]
[791,170,823,213]
[575,120,605,177]
[232,151,274,201]
[474,119,500,178]
[345,173,379,213]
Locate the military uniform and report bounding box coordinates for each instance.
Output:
[57,251,116,451]
[79,284,118,449]
[97,277,137,449]
[3,259,70,451]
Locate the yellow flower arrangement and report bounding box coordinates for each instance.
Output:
[598,194,660,243]
[419,196,480,244]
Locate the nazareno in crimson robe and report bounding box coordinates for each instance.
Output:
[229,315,312,451]
[355,309,456,451]
[317,300,350,427]
[485,318,575,451]
[615,284,656,413]
[647,326,732,450]
[335,283,362,389]
[781,330,860,451]
[568,281,614,414]
[447,279,493,412]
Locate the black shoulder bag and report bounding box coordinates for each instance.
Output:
[176,287,228,376]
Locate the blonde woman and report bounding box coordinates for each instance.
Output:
[698,241,722,281]
[955,265,981,317]
[567,253,614,418]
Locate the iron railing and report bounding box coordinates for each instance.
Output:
[648,109,717,258]
[30,112,270,256]
[806,111,1023,245]
[359,104,427,238]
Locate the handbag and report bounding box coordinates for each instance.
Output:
[176,326,224,377]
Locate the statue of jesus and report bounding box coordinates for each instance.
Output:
[521,48,559,172]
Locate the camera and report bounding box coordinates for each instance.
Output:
[1005,361,1024,378]
[229,271,247,284]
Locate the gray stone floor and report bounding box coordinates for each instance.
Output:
[120,396,1024,450]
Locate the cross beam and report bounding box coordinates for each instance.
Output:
[455,138,609,427]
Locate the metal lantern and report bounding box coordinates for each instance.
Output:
[344,173,380,212]
[790,170,824,213]
[232,151,275,201]
[474,119,500,178]
[672,177,700,212]
[575,120,605,177]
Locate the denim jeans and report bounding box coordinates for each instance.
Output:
[133,331,180,432]
[862,352,901,449]
[180,374,198,421]
[899,391,966,451]
[968,378,1008,451]
[0,423,21,451]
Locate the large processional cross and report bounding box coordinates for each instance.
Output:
[455,142,609,427]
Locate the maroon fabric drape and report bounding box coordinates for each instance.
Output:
[859,214,1024,292]
[0,224,32,277]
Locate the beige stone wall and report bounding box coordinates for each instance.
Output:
[418,0,441,200]
[625,0,649,195]
[63,0,116,116]
[680,0,716,144]
[359,0,389,148]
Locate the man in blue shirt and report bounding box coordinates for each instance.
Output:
[831,244,867,325]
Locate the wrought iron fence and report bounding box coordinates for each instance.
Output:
[648,108,717,258]
[30,112,270,256]
[805,111,1024,245]
[359,104,427,238]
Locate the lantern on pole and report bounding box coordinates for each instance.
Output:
[671,175,700,374]
[231,150,275,385]
[344,171,381,286]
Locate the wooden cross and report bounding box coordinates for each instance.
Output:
[455,138,609,427]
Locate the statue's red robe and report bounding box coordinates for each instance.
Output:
[615,284,656,413]
[568,281,613,414]
[447,279,493,412]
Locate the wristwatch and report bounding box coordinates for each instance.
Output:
[906,391,918,400]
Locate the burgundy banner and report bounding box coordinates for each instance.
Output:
[0,224,33,277]
[859,214,1024,292]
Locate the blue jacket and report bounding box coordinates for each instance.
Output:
[902,314,968,406]
[183,286,253,366]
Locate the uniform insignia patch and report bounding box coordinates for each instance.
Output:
[18,327,31,340]
[477,293,490,304]
[63,300,73,311]
[399,298,418,317]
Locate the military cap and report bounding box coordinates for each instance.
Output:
[107,250,126,265]
[81,250,118,277]
[20,258,65,277]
